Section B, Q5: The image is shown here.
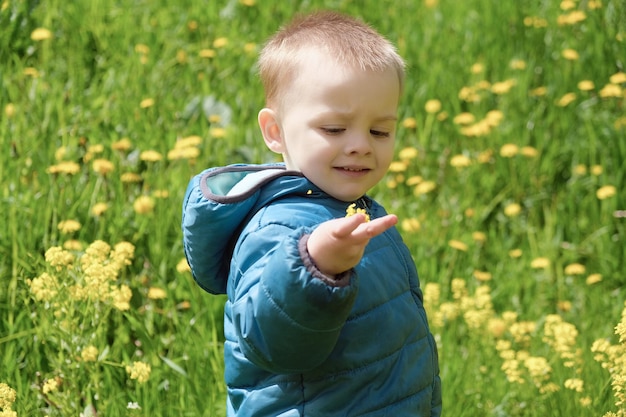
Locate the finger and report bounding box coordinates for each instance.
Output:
[354,214,398,239]
[331,213,369,238]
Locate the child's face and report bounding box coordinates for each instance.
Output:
[274,49,400,202]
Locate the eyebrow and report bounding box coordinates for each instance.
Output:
[314,111,398,123]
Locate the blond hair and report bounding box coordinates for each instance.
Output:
[258,11,405,108]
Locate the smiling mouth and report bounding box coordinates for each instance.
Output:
[337,167,370,172]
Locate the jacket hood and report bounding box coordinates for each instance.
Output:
[182,164,308,294]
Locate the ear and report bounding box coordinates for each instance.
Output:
[258,108,285,153]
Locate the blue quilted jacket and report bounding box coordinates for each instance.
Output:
[182,164,441,416]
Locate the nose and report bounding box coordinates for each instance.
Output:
[344,130,372,155]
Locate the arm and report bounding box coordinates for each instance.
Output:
[229,213,397,373]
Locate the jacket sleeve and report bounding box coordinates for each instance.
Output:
[229,222,358,373]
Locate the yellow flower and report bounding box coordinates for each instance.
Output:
[599,83,623,98]
[509,248,523,258]
[140,150,163,162]
[140,98,155,108]
[557,92,577,107]
[0,382,17,410]
[147,287,167,300]
[500,144,519,158]
[560,0,575,10]
[450,154,471,168]
[610,72,626,84]
[424,99,441,114]
[5,103,16,118]
[597,185,616,200]
[81,345,99,362]
[401,218,421,233]
[564,378,584,392]
[562,48,579,60]
[557,10,587,25]
[244,43,257,54]
[509,59,527,70]
[586,273,602,285]
[406,175,423,186]
[473,270,492,281]
[58,219,81,234]
[111,137,132,151]
[453,112,475,125]
[126,361,151,384]
[521,146,539,158]
[531,257,550,269]
[45,246,75,268]
[564,263,586,275]
[199,49,216,58]
[345,203,370,222]
[577,80,595,91]
[472,232,487,242]
[213,37,228,48]
[485,110,504,126]
[134,195,155,214]
[135,44,150,54]
[448,240,468,252]
[121,172,142,183]
[42,378,58,394]
[471,62,484,74]
[530,86,547,97]
[111,284,132,311]
[167,146,200,160]
[93,158,115,175]
[590,165,603,176]
[47,161,81,175]
[31,27,53,41]
[388,161,408,172]
[176,258,191,273]
[402,117,417,129]
[491,79,516,94]
[504,203,522,217]
[414,180,436,195]
[91,202,109,217]
[398,147,418,160]
[573,164,587,175]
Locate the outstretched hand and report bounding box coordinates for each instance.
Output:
[307,213,398,277]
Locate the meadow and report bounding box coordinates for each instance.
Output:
[0,0,625,415]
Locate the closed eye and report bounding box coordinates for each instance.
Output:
[370,130,390,138]
[321,127,346,135]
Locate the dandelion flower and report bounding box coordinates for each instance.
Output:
[504,203,522,217]
[557,92,577,107]
[450,154,471,168]
[93,158,115,175]
[406,175,423,186]
[147,287,167,300]
[448,240,468,251]
[557,10,586,25]
[31,28,53,41]
[58,219,81,234]
[491,79,516,94]
[521,146,539,158]
[472,232,487,242]
[402,117,417,129]
[424,99,442,114]
[176,258,191,273]
[244,42,257,54]
[345,203,370,222]
[140,98,155,108]
[485,110,504,126]
[126,361,151,383]
[597,185,616,200]
[509,59,527,70]
[531,257,550,269]
[564,263,586,275]
[121,172,142,183]
[47,161,81,175]
[473,270,492,281]
[213,37,228,48]
[414,180,436,195]
[388,161,408,172]
[530,86,547,97]
[471,63,484,74]
[134,195,155,214]
[111,138,132,151]
[398,147,418,160]
[199,49,216,58]
[500,144,519,158]
[91,202,109,217]
[167,147,200,160]
[586,273,602,285]
[453,112,475,125]
[577,80,595,91]
[590,165,603,176]
[140,150,163,162]
[135,44,150,54]
[610,72,626,84]
[562,48,579,60]
[509,248,523,258]
[401,218,421,233]
[4,103,16,118]
[599,83,623,98]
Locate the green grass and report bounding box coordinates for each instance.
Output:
[1,0,625,415]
